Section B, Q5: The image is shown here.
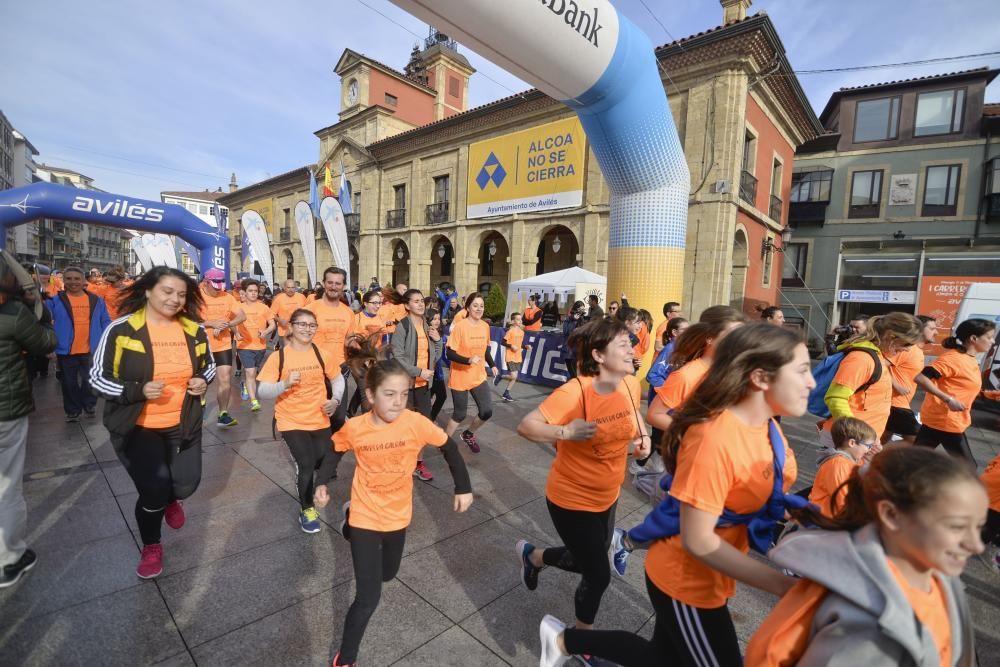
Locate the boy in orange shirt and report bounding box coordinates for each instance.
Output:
[493,313,531,402]
[235,280,274,412]
[809,417,878,518]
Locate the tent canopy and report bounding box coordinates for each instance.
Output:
[503,266,607,322]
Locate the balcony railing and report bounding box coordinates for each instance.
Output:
[426,201,450,225]
[739,170,757,206]
[769,195,782,222]
[385,209,406,228]
[279,227,291,242]
[345,213,360,235]
[789,201,829,225]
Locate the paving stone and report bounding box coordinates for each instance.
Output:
[0,584,186,666]
[394,625,509,666]
[24,435,95,474]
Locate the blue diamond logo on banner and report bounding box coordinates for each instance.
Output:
[476,152,507,190]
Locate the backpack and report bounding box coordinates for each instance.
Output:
[806,347,882,418]
[272,343,332,439]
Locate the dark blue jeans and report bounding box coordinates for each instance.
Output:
[57,354,96,416]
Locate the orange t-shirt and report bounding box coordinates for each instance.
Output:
[333,410,449,532]
[888,344,925,410]
[634,322,650,358]
[258,345,340,432]
[270,292,307,336]
[654,320,668,347]
[808,453,859,518]
[886,560,952,667]
[745,578,829,666]
[920,349,981,433]
[200,287,240,353]
[136,321,193,429]
[355,310,387,345]
[503,327,525,363]
[306,298,356,367]
[414,324,429,389]
[236,301,272,350]
[539,375,642,511]
[981,454,1000,512]
[67,293,91,355]
[306,292,319,303]
[376,303,406,335]
[655,357,709,410]
[451,308,468,326]
[646,411,798,608]
[822,349,892,435]
[523,306,542,331]
[104,288,124,320]
[447,318,491,391]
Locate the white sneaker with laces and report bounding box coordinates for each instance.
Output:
[539,614,569,667]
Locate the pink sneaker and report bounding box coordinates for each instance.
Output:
[136,544,163,579]
[164,500,185,530]
[413,460,434,481]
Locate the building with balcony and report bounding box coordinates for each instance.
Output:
[160,189,230,274]
[11,127,41,263]
[781,68,1000,348]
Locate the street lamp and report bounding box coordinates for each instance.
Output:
[396,246,404,260]
[488,239,497,257]
[552,235,562,253]
[437,243,446,258]
[761,228,793,258]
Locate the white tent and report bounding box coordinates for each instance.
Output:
[504,266,607,323]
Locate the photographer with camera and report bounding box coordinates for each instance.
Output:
[0,251,58,588]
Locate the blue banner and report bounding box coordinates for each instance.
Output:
[489,326,569,388]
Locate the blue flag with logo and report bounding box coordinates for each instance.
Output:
[309,169,321,218]
[338,159,353,215]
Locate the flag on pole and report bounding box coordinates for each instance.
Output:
[338,159,353,215]
[241,228,250,265]
[322,162,334,197]
[309,169,321,218]
[211,203,228,233]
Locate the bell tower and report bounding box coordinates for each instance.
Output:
[416,27,476,120]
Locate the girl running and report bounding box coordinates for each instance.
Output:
[914,317,996,464]
[257,308,346,533]
[325,360,473,667]
[746,447,986,666]
[445,293,499,453]
[90,267,215,579]
[516,317,651,639]
[426,309,449,422]
[539,323,814,667]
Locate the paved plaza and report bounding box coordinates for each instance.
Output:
[2,376,999,666]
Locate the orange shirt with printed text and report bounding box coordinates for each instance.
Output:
[655,357,709,410]
[646,411,797,608]
[887,559,952,667]
[258,345,341,432]
[236,301,272,350]
[808,454,859,518]
[447,318,491,391]
[136,321,193,429]
[333,410,449,532]
[306,298,356,367]
[920,349,982,433]
[503,326,525,363]
[887,344,925,410]
[68,293,91,355]
[269,291,307,336]
[822,350,892,435]
[981,454,1000,512]
[540,375,642,511]
[200,288,240,353]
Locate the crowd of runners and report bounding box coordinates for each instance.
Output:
[2,258,1000,667]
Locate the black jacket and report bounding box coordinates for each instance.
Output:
[0,299,58,421]
[90,308,216,451]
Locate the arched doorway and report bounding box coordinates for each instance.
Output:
[283,249,294,281]
[536,225,579,275]
[731,228,748,309]
[391,240,410,287]
[430,236,454,289]
[477,232,510,295]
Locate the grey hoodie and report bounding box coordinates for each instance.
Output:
[768,524,974,667]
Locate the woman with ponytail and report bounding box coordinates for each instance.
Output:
[913,318,996,464]
[746,447,987,666]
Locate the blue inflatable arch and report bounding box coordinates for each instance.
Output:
[0,182,229,277]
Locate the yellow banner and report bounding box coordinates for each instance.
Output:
[467,117,586,219]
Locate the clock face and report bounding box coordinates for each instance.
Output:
[347,80,358,104]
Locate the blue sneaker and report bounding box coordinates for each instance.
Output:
[502,390,514,402]
[217,412,238,428]
[299,507,321,534]
[493,372,504,387]
[241,383,250,401]
[515,539,541,591]
[609,528,630,577]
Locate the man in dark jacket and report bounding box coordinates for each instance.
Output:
[0,254,58,588]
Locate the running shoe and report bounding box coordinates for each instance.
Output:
[539,615,569,667]
[0,549,37,589]
[515,539,541,591]
[461,429,480,453]
[493,372,504,387]
[164,500,186,530]
[413,460,434,482]
[609,527,630,577]
[332,652,354,667]
[217,412,238,428]
[65,413,80,423]
[300,507,322,534]
[250,399,261,412]
[83,407,96,417]
[241,383,250,401]
[502,390,514,402]
[136,544,163,579]
[339,500,351,539]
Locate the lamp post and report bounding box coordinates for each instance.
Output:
[552,235,562,254]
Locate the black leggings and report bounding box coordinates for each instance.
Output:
[282,428,335,510]
[983,508,1000,547]
[450,380,493,423]
[408,385,431,418]
[563,573,742,667]
[116,425,202,546]
[430,377,448,421]
[542,499,617,625]
[914,424,976,465]
[336,525,407,663]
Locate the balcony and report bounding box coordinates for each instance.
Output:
[345,213,360,235]
[739,170,757,206]
[425,201,450,225]
[769,195,782,223]
[385,209,406,229]
[279,227,291,242]
[789,201,829,225]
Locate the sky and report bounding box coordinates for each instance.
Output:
[2,0,998,202]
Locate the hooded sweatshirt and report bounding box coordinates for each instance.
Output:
[746,524,974,666]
